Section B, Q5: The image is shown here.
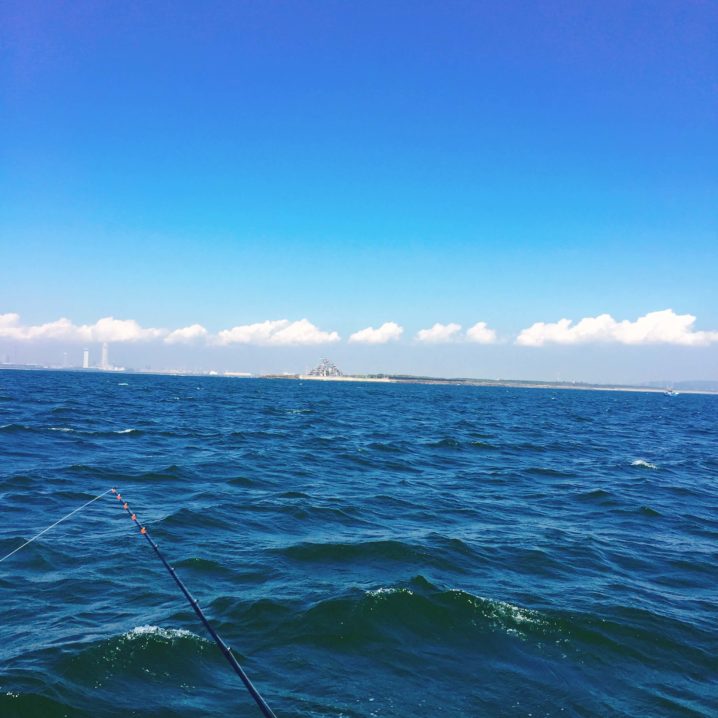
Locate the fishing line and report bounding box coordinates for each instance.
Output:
[0,488,114,564]
[111,488,278,718]
[0,486,278,717]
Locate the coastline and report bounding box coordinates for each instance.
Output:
[266,373,717,396]
[1,365,716,395]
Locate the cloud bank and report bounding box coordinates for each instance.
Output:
[215,319,340,346]
[2,310,715,350]
[0,313,165,343]
[516,309,718,347]
[415,322,498,344]
[466,321,497,344]
[0,314,340,347]
[416,322,463,343]
[164,324,209,344]
[349,322,404,344]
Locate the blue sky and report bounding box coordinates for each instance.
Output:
[1,1,716,381]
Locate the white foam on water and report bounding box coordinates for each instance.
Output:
[122,625,200,641]
[114,428,136,434]
[365,587,414,598]
[49,427,74,432]
[631,459,657,469]
[488,598,543,626]
[448,588,550,639]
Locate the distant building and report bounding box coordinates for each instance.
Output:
[101,342,110,370]
[82,349,89,369]
[308,358,343,377]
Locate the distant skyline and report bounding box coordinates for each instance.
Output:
[2,2,716,382]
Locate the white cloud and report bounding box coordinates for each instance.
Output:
[0,313,165,343]
[349,322,404,344]
[216,319,340,346]
[0,313,21,329]
[466,321,497,344]
[164,324,208,344]
[517,309,718,347]
[0,313,340,347]
[90,317,166,342]
[416,322,462,343]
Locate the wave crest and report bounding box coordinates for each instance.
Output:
[631,459,658,469]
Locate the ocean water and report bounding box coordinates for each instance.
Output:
[0,370,716,718]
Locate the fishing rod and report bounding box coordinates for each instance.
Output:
[111,488,278,718]
[0,488,278,718]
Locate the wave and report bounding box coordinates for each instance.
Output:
[173,556,237,575]
[158,506,234,531]
[631,459,658,469]
[469,440,496,450]
[227,576,712,670]
[121,624,204,642]
[0,692,88,718]
[50,405,75,414]
[579,488,611,500]
[525,466,577,477]
[226,475,261,487]
[82,427,142,437]
[275,536,483,572]
[428,437,462,449]
[54,625,212,686]
[134,464,187,482]
[0,423,31,433]
[5,425,143,437]
[367,441,404,453]
[278,538,431,565]
[509,441,550,453]
[0,473,35,489]
[222,576,559,652]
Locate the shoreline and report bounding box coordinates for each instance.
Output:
[1,365,716,395]
[269,373,717,396]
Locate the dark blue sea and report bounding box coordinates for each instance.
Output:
[0,370,716,717]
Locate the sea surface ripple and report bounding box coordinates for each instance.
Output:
[0,370,716,717]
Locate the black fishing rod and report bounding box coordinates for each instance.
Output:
[111,488,278,718]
